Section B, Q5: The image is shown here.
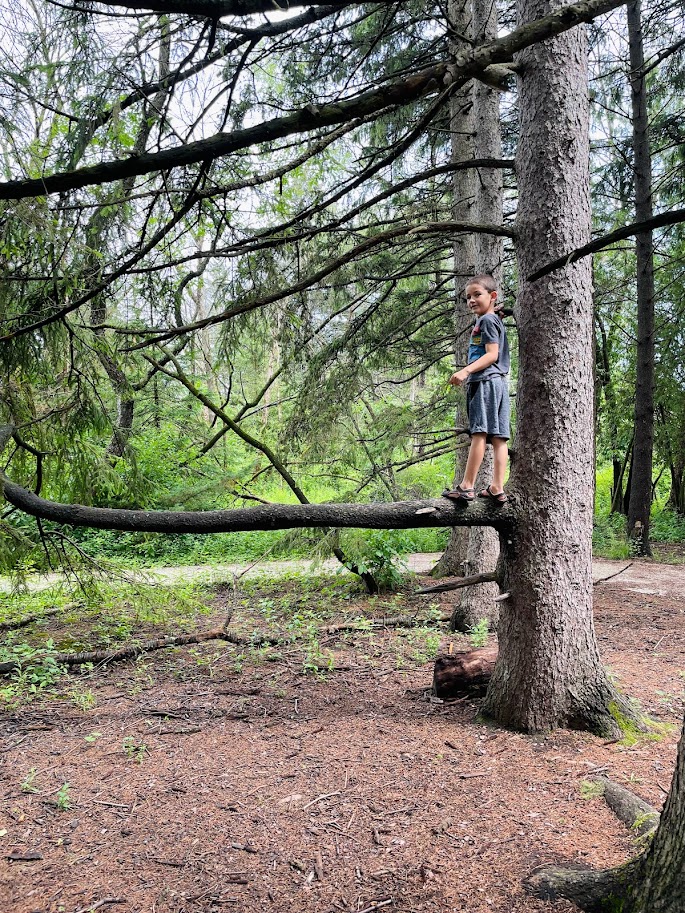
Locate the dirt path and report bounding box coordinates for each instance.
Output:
[4,552,679,594]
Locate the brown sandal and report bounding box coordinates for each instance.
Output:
[478,485,508,504]
[442,485,475,502]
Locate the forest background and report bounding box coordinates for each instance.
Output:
[0,0,683,579]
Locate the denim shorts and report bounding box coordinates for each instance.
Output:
[466,375,510,441]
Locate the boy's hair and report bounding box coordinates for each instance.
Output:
[466,273,497,293]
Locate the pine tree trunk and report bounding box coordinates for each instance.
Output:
[482,0,634,734]
[432,0,477,578]
[451,0,504,630]
[626,0,655,556]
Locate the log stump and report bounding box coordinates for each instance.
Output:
[432,646,498,699]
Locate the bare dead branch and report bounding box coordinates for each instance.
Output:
[527,208,685,281]
[414,571,500,594]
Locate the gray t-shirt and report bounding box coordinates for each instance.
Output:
[466,312,510,383]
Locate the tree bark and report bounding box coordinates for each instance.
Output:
[451,0,505,630]
[481,0,636,735]
[0,475,515,533]
[433,647,498,699]
[432,0,478,579]
[626,0,655,556]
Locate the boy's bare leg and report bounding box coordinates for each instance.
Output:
[460,433,487,490]
[490,436,508,493]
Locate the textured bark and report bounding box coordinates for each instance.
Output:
[451,0,505,629]
[0,476,515,533]
[433,647,498,699]
[596,776,660,837]
[626,0,655,556]
[481,0,634,735]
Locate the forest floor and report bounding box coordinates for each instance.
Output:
[2,553,685,913]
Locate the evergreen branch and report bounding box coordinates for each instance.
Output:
[527,208,685,281]
[124,221,513,348]
[0,0,628,203]
[84,0,362,20]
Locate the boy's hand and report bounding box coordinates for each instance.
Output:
[449,368,469,387]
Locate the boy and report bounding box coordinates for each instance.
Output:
[442,274,510,504]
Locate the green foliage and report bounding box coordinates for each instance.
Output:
[339,529,410,592]
[55,782,72,811]
[466,618,490,649]
[122,736,148,762]
[0,638,65,707]
[21,767,39,793]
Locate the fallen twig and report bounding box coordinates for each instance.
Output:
[71,899,126,913]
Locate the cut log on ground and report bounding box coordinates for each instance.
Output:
[432,646,498,699]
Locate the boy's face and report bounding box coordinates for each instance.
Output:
[465,282,497,316]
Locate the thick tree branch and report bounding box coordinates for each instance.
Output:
[414,571,500,594]
[527,207,685,281]
[0,0,628,203]
[1,476,515,533]
[88,0,360,20]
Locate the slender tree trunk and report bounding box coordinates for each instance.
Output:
[482,0,636,734]
[433,0,479,579]
[626,0,655,556]
[451,0,504,631]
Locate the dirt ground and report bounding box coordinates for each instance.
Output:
[2,557,685,913]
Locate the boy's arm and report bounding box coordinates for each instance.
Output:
[449,343,499,386]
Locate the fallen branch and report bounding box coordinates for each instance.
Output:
[593,562,633,586]
[322,614,450,634]
[0,612,450,676]
[0,628,234,675]
[0,607,62,633]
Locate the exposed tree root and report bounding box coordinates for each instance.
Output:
[525,858,643,912]
[596,776,660,837]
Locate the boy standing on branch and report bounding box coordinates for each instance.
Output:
[442,274,510,504]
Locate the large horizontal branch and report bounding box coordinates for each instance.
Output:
[1,476,515,533]
[527,207,685,281]
[88,0,360,20]
[0,0,628,203]
[69,4,345,167]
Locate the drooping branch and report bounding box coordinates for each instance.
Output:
[125,221,514,348]
[1,476,515,533]
[0,0,628,203]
